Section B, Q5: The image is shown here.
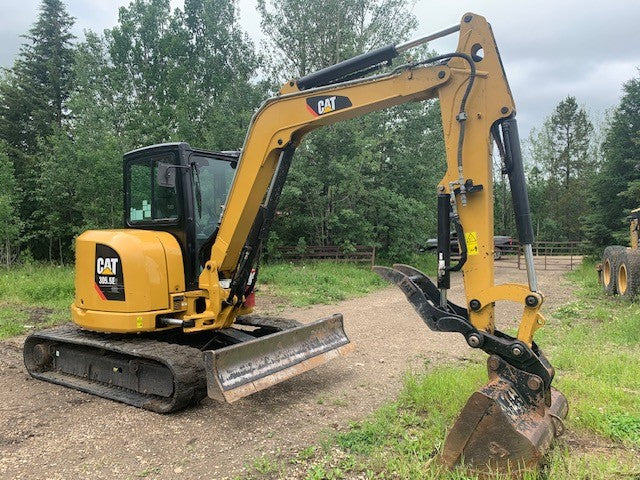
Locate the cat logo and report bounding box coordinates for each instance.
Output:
[317,96,336,114]
[94,244,125,301]
[96,257,118,276]
[306,95,352,117]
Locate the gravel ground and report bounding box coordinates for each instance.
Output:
[0,267,576,479]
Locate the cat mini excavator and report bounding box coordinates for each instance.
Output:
[24,13,567,473]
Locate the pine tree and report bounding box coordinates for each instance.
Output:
[0,0,75,259]
[527,96,596,241]
[545,96,594,189]
[0,0,75,154]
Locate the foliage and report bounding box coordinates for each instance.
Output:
[257,0,417,80]
[0,0,263,262]
[0,144,21,267]
[0,0,76,260]
[1,0,637,265]
[584,74,640,251]
[258,0,445,259]
[526,96,597,242]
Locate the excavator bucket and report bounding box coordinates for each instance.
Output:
[375,264,568,474]
[441,355,568,473]
[204,314,354,402]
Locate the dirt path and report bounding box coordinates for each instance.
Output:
[0,268,576,480]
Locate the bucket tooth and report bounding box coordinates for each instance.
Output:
[204,313,353,403]
[441,355,568,474]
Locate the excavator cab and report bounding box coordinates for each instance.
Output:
[123,143,239,289]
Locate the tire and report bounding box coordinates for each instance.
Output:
[602,245,625,295]
[494,248,502,261]
[617,250,640,300]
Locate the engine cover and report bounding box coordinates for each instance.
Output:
[72,229,185,332]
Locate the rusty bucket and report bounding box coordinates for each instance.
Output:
[440,355,568,474]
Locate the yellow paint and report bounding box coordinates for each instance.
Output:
[72,229,185,332]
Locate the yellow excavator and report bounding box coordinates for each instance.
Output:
[24,13,567,474]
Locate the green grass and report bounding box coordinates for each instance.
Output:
[0,257,435,337]
[534,261,640,446]
[0,263,74,338]
[259,254,436,308]
[241,260,640,479]
[259,261,386,307]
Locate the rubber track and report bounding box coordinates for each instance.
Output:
[24,325,207,413]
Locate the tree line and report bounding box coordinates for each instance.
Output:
[0,0,638,267]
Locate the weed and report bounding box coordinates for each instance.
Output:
[251,455,283,476]
[134,465,161,477]
[295,446,316,462]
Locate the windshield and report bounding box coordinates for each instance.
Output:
[191,154,237,243]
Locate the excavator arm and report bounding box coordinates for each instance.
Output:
[196,12,567,472]
[199,13,542,352]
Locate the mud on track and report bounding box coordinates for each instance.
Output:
[0,269,575,479]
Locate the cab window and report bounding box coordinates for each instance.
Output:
[127,153,179,223]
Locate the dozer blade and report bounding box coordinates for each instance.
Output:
[204,313,354,403]
[441,355,568,474]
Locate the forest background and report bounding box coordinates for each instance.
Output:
[1,0,639,265]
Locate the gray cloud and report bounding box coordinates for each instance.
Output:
[2,0,639,139]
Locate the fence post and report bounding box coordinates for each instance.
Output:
[570,243,574,270]
[517,244,521,270]
[544,245,547,271]
[371,246,376,269]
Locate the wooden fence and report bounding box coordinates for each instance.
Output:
[276,245,376,266]
[276,241,582,271]
[495,241,583,271]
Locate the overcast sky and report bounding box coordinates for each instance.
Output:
[2,0,639,138]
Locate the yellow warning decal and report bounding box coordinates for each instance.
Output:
[465,232,479,255]
[136,316,143,329]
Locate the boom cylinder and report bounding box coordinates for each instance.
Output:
[296,23,460,91]
[501,118,538,291]
[437,194,451,290]
[297,45,398,90]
